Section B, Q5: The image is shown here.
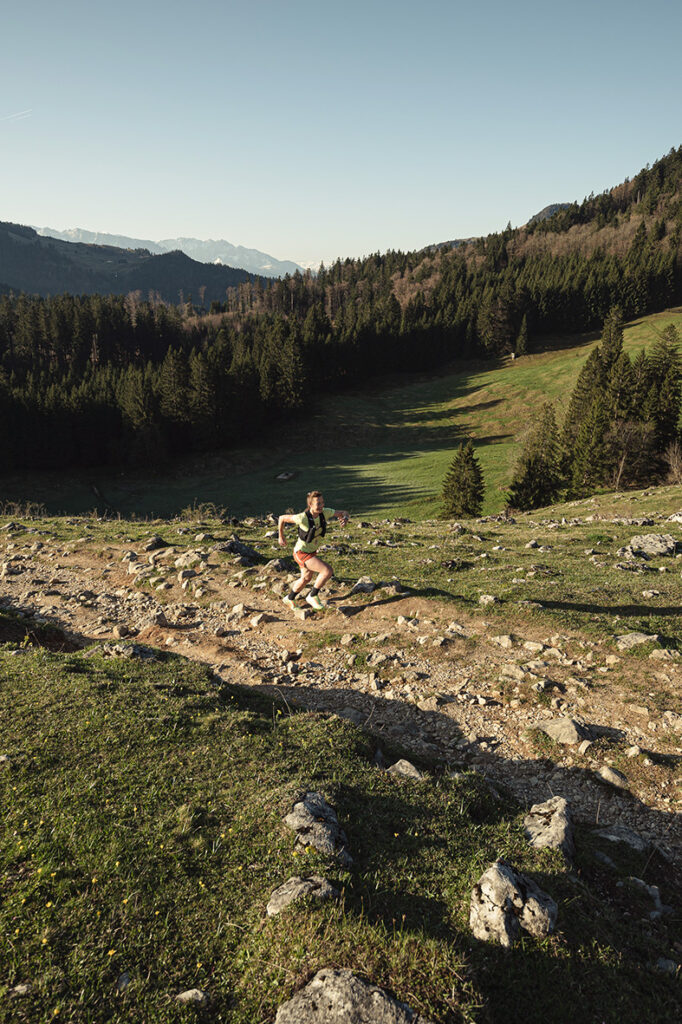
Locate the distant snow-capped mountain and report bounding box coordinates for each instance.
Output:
[35,227,304,278]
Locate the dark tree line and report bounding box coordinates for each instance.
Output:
[2,148,682,474]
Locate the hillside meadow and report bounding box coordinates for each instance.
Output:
[1,306,681,520]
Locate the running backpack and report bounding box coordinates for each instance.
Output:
[298,510,326,544]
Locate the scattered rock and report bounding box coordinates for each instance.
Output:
[266,875,339,917]
[143,535,169,551]
[616,632,659,651]
[523,796,574,859]
[593,824,648,854]
[490,634,514,648]
[597,766,629,791]
[654,958,679,976]
[174,551,203,569]
[500,663,525,682]
[649,648,680,661]
[226,603,249,622]
[116,971,132,992]
[337,706,365,726]
[536,717,591,745]
[387,759,425,781]
[350,576,376,595]
[274,968,434,1023]
[626,534,678,558]
[479,594,499,606]
[284,792,353,866]
[175,988,209,1005]
[469,860,558,948]
[9,982,32,998]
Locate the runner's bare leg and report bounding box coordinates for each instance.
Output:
[292,566,313,595]
[304,555,333,591]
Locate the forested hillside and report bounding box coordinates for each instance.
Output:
[1,147,681,474]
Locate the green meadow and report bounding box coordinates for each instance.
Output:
[3,307,681,520]
[2,639,680,1024]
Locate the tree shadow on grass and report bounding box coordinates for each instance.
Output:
[539,599,682,620]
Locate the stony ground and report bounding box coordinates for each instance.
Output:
[1,510,681,872]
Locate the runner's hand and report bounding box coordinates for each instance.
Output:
[278,537,286,547]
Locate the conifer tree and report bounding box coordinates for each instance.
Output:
[561,347,604,456]
[441,440,484,518]
[605,351,636,421]
[600,305,624,373]
[515,314,529,356]
[507,402,562,510]
[570,396,610,495]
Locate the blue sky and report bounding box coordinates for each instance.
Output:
[2,0,680,266]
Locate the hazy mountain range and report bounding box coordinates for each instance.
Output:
[35,227,305,278]
[0,222,264,303]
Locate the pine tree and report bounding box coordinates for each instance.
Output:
[600,305,624,373]
[605,351,636,421]
[570,396,610,495]
[507,403,562,510]
[441,440,484,518]
[561,347,604,456]
[157,348,190,424]
[515,314,529,356]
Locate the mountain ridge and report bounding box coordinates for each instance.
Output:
[0,221,265,303]
[35,226,304,278]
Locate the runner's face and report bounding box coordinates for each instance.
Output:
[309,496,324,515]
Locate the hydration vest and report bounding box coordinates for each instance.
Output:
[298,509,326,544]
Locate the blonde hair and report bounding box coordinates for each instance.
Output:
[306,490,323,508]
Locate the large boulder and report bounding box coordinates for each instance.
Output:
[625,534,678,558]
[523,796,574,860]
[469,860,557,948]
[284,792,353,867]
[274,968,434,1023]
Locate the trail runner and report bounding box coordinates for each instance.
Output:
[278,490,349,611]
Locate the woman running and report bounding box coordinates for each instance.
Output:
[278,490,349,611]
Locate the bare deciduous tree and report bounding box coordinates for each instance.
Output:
[664,440,682,484]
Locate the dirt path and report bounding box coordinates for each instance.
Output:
[2,525,681,865]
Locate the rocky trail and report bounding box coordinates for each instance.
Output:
[1,518,681,870]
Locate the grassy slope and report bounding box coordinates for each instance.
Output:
[1,638,680,1024]
[1,308,681,520]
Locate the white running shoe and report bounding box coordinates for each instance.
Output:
[282,595,297,611]
[306,593,325,611]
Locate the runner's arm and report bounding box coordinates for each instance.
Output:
[332,510,349,525]
[278,514,297,547]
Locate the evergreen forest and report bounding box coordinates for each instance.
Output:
[2,146,682,479]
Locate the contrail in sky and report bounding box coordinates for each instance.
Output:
[1,109,33,122]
